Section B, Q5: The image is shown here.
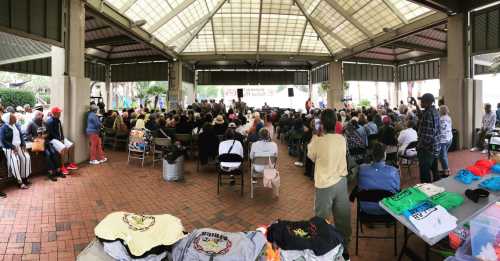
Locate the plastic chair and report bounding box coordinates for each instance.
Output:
[352,189,398,256]
[152,137,171,167]
[250,155,277,199]
[113,131,129,150]
[217,153,244,196]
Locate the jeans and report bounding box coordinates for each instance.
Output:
[315,177,351,248]
[438,141,452,170]
[44,144,60,173]
[417,149,439,183]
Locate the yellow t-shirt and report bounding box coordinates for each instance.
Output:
[307,133,348,189]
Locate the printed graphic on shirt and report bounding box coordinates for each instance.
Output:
[122,213,156,232]
[288,223,318,239]
[193,231,232,256]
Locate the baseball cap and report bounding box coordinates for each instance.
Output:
[228,122,237,128]
[418,93,435,103]
[51,106,62,113]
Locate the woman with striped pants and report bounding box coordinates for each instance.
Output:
[0,112,31,189]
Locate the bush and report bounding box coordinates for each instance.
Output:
[0,88,36,108]
[358,99,371,108]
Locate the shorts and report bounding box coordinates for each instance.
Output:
[50,138,74,153]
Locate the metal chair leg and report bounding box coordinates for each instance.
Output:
[355,218,359,255]
[394,222,397,256]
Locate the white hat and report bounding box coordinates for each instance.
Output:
[228,122,237,128]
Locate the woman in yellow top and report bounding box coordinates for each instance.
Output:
[307,109,351,260]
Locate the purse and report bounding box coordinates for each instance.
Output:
[32,138,45,152]
[263,156,280,197]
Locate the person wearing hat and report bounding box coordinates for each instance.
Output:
[87,104,107,165]
[228,121,245,144]
[411,94,440,183]
[0,112,32,189]
[46,106,78,175]
[213,114,227,137]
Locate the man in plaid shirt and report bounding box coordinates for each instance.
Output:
[412,93,441,183]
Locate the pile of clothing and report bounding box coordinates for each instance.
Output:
[94,212,186,261]
[454,160,500,192]
[265,217,345,261]
[382,184,464,238]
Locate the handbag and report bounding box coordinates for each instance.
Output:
[263,156,280,197]
[31,138,45,152]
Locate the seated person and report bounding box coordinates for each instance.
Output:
[145,113,159,132]
[0,112,32,189]
[247,112,264,142]
[378,116,398,151]
[102,111,116,129]
[113,114,129,137]
[26,111,63,181]
[175,115,193,134]
[213,115,227,137]
[157,118,175,140]
[199,121,218,164]
[471,103,497,153]
[46,107,78,175]
[397,120,418,157]
[357,143,400,215]
[227,122,245,144]
[134,114,146,129]
[250,128,278,172]
[218,128,244,172]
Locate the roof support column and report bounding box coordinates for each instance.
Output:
[440,14,480,149]
[326,62,343,109]
[50,0,90,163]
[105,64,112,110]
[168,61,183,110]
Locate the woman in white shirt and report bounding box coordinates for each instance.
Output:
[250,128,278,172]
[397,120,418,157]
[438,105,453,177]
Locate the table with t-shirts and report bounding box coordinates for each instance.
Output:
[380,169,500,261]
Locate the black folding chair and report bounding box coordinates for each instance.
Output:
[217,153,244,196]
[351,188,398,256]
[398,141,418,177]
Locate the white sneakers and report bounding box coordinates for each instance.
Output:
[481,149,488,154]
[470,147,479,152]
[294,161,304,167]
[90,158,108,165]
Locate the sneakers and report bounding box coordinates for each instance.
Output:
[66,163,78,170]
[294,161,304,167]
[59,167,69,175]
[48,174,58,182]
[89,160,100,165]
[99,158,108,163]
[19,183,28,189]
[470,147,479,152]
[481,149,488,154]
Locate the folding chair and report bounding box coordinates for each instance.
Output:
[250,155,277,199]
[217,153,244,196]
[352,189,398,256]
[127,128,151,167]
[152,137,171,167]
[398,141,418,177]
[113,131,129,150]
[102,128,116,148]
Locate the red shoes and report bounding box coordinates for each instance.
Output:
[66,163,78,170]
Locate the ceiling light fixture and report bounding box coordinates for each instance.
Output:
[131,19,147,27]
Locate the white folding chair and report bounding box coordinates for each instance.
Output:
[250,155,277,199]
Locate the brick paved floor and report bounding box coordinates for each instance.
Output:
[0,141,487,261]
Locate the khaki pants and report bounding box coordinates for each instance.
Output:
[314,177,352,248]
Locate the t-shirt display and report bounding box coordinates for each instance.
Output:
[479,176,500,192]
[403,202,458,238]
[172,228,266,261]
[279,244,344,261]
[429,192,464,210]
[266,217,344,256]
[381,187,429,215]
[94,212,185,257]
[415,183,445,197]
[455,169,481,185]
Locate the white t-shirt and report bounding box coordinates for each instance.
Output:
[218,139,244,170]
[405,205,457,238]
[398,128,418,155]
[250,140,278,172]
[10,124,22,147]
[439,115,453,144]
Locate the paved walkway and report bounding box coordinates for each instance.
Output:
[0,142,486,261]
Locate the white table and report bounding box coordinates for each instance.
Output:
[379,173,500,261]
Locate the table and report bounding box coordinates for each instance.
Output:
[379,173,500,261]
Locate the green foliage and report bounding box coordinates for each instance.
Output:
[146,85,167,95]
[0,88,36,108]
[196,85,223,99]
[358,99,371,108]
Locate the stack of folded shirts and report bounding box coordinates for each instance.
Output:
[266,217,345,261]
[403,201,458,238]
[455,169,481,184]
[94,212,185,261]
[479,176,500,192]
[382,187,429,215]
[466,160,496,177]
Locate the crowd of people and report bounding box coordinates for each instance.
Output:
[0,104,79,198]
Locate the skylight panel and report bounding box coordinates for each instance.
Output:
[332,21,366,45]
[311,1,345,31]
[336,0,369,14]
[126,0,172,31]
[260,14,305,36]
[318,28,344,52]
[184,34,215,52]
[154,16,187,43]
[262,0,302,16]
[259,35,301,52]
[388,0,433,21]
[300,36,329,54]
[300,0,321,14]
[177,0,209,29]
[353,0,401,35]
[106,0,129,10]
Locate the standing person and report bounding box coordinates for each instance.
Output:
[46,107,78,175]
[0,112,31,189]
[412,94,440,183]
[438,105,453,177]
[307,109,351,260]
[86,105,107,165]
[496,103,500,127]
[305,98,313,114]
[471,103,497,153]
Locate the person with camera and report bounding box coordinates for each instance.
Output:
[409,94,441,183]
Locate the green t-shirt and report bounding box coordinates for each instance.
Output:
[429,192,464,210]
[382,187,429,215]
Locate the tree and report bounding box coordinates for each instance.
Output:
[147,85,167,109]
[135,82,151,106]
